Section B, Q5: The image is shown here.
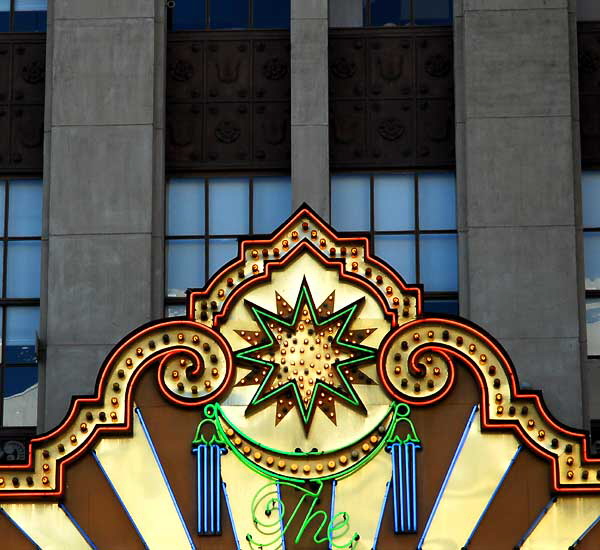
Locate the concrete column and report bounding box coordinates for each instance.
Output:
[41,0,165,429]
[455,0,584,426]
[291,0,330,219]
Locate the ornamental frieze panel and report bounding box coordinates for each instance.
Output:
[330,28,454,169]
[166,31,291,172]
[0,35,45,174]
[2,208,600,548]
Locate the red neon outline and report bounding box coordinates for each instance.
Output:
[212,240,398,329]
[377,317,600,493]
[0,320,234,499]
[187,206,423,319]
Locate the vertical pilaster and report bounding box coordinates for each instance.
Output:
[455,0,584,426]
[290,0,330,219]
[41,0,165,428]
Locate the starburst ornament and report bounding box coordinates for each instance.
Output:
[234,278,378,433]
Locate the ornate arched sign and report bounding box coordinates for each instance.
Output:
[0,207,599,548]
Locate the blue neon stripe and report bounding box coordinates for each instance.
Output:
[223,481,242,550]
[373,481,391,549]
[195,447,201,534]
[398,444,405,532]
[463,445,522,547]
[329,479,337,550]
[277,482,287,550]
[571,514,600,547]
[0,507,42,549]
[58,502,97,549]
[515,496,558,548]
[418,404,479,549]
[134,408,194,548]
[391,444,399,533]
[203,445,208,533]
[92,450,150,549]
[404,442,411,531]
[410,443,418,531]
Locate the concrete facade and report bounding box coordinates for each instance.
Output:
[35,0,594,431]
[41,0,166,428]
[455,0,584,426]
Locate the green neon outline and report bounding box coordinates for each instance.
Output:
[193,403,420,483]
[234,279,378,427]
[247,479,359,549]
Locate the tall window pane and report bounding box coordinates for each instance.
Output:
[167,239,205,297]
[0,0,9,32]
[6,307,39,365]
[420,234,457,291]
[167,179,204,236]
[370,0,409,26]
[583,172,600,228]
[8,180,42,237]
[418,172,456,230]
[413,0,452,25]
[6,241,41,298]
[253,177,292,234]
[13,0,47,32]
[331,175,370,231]
[209,178,249,235]
[253,0,290,28]
[173,0,206,30]
[375,234,416,282]
[374,174,414,231]
[209,238,238,277]
[210,0,249,29]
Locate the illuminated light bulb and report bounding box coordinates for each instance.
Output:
[70,435,77,444]
[251,249,259,259]
[351,248,358,257]
[136,348,144,357]
[538,430,545,440]
[42,476,49,485]
[177,333,185,342]
[226,428,235,437]
[468,344,476,353]
[211,368,219,377]
[243,446,251,455]
[567,471,574,480]
[80,423,88,433]
[234,437,242,446]
[282,240,289,249]
[329,247,336,256]
[172,370,179,379]
[393,297,400,306]
[480,354,487,363]
[254,452,262,462]
[311,230,317,239]
[319,238,326,248]
[217,289,225,298]
[495,393,502,403]
[42,464,50,472]
[316,464,324,473]
[303,464,311,473]
[433,367,441,376]
[496,406,504,415]
[425,355,433,364]
[111,397,119,406]
[386,286,393,296]
[252,264,259,273]
[370,435,378,444]
[328,461,336,470]
[567,456,574,466]
[527,419,535,429]
[427,331,434,338]
[351,262,358,271]
[110,412,118,420]
[394,367,401,375]
[278,460,286,470]
[413,333,420,341]
[204,380,212,389]
[291,231,299,240]
[290,464,299,473]
[266,456,274,466]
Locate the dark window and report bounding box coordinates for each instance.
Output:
[583,171,600,356]
[364,0,452,26]
[165,176,292,316]
[331,172,458,313]
[170,0,290,31]
[0,179,42,429]
[1,0,47,32]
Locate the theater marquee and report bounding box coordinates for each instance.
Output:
[0,207,599,548]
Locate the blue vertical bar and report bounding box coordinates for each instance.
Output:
[410,443,418,532]
[196,443,224,536]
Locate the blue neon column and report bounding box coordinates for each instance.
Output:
[195,443,224,535]
[390,441,420,534]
